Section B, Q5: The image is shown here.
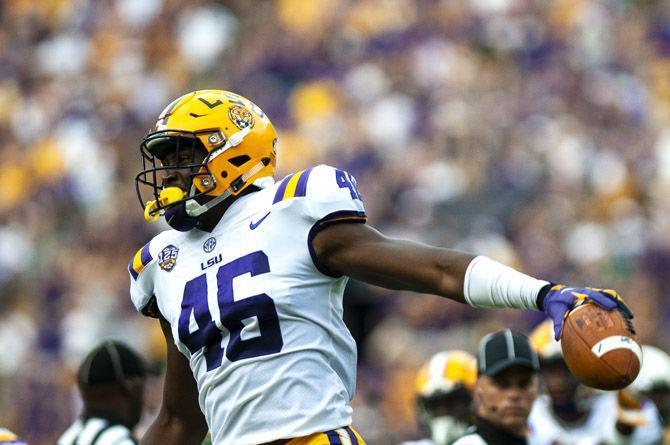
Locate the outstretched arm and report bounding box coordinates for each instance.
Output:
[313,222,475,303]
[313,222,630,339]
[141,318,208,445]
[313,222,545,307]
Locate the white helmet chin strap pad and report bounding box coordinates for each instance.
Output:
[252,176,275,189]
[185,160,268,217]
[184,188,232,217]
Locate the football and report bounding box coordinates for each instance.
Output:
[561,302,641,390]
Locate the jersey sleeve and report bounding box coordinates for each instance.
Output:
[283,165,366,277]
[128,241,160,318]
[302,164,366,224]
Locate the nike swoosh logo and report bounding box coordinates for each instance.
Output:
[249,212,271,230]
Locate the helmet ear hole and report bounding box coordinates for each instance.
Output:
[228,155,250,167]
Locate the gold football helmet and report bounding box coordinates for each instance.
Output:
[529,319,563,360]
[136,90,277,222]
[415,350,476,445]
[415,350,477,397]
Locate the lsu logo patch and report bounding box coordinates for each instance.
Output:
[158,244,179,272]
[229,105,255,130]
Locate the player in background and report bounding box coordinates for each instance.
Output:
[628,345,670,443]
[401,350,476,445]
[528,320,662,445]
[129,90,633,445]
[57,340,147,445]
[451,329,540,445]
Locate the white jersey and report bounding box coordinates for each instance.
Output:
[129,165,366,445]
[58,418,136,445]
[529,393,662,445]
[451,433,487,445]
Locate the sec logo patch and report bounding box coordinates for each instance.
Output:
[203,237,217,253]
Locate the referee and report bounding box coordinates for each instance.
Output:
[452,329,540,445]
[57,340,147,445]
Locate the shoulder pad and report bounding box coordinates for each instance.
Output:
[272,164,364,204]
[128,241,153,280]
[272,167,315,204]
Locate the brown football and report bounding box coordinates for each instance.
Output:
[561,302,641,390]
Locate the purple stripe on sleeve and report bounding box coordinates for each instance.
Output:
[140,243,153,266]
[325,430,342,445]
[293,167,313,197]
[344,427,359,445]
[272,174,294,204]
[128,261,138,280]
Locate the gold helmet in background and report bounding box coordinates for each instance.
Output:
[529,319,563,361]
[415,350,476,445]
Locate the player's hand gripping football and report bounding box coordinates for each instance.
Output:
[541,285,634,340]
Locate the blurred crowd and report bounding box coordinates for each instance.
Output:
[2,0,670,443]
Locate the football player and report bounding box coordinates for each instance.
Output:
[402,350,476,445]
[57,340,147,445]
[629,345,670,442]
[528,320,662,445]
[129,90,632,445]
[452,329,541,445]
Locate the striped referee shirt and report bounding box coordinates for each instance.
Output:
[57,415,137,445]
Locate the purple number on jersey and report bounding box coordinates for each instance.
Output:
[178,251,283,370]
[336,169,362,200]
[178,274,224,370]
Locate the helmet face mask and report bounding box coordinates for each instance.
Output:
[136,130,217,218]
[419,385,472,421]
[136,90,278,222]
[418,386,472,445]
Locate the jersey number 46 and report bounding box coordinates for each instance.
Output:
[178,251,283,370]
